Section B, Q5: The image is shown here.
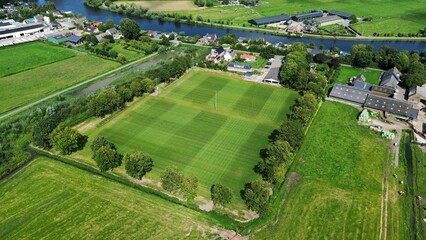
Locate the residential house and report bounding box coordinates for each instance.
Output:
[199,33,217,44]
[95,32,109,42]
[223,49,236,62]
[72,17,87,26]
[227,62,253,73]
[67,35,82,45]
[240,53,256,62]
[106,28,120,39]
[207,47,225,63]
[287,22,304,33]
[84,26,99,34]
[408,84,426,103]
[380,67,402,90]
[92,22,102,27]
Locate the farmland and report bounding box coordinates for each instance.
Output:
[73,70,298,208]
[115,1,198,11]
[0,42,76,78]
[0,157,221,239]
[0,43,120,114]
[336,65,382,85]
[252,102,408,239]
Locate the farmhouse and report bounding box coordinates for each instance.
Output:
[227,62,253,73]
[293,11,323,21]
[380,67,401,90]
[316,15,344,27]
[328,10,353,19]
[408,84,426,103]
[240,53,256,62]
[249,14,291,26]
[0,20,45,40]
[371,85,395,97]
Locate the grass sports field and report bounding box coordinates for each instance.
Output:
[252,102,409,239]
[336,66,382,85]
[174,0,426,35]
[0,42,76,78]
[74,70,298,208]
[0,157,221,239]
[0,43,120,114]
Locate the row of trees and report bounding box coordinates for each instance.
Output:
[350,44,426,88]
[160,167,199,201]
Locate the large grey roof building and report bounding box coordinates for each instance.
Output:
[249,14,291,25]
[364,94,414,118]
[328,10,353,19]
[293,11,323,21]
[329,84,370,104]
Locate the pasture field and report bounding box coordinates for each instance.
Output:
[0,157,221,239]
[74,70,298,208]
[0,52,120,114]
[0,41,76,78]
[336,65,382,85]
[115,1,198,11]
[413,144,426,239]
[175,0,426,35]
[252,102,408,239]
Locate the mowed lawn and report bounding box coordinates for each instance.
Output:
[115,1,198,11]
[76,70,298,208]
[0,52,120,114]
[0,41,76,78]
[336,66,382,85]
[253,102,392,239]
[0,157,219,239]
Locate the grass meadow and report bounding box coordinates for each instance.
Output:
[336,66,382,85]
[0,42,76,78]
[0,45,120,114]
[252,101,405,239]
[0,157,220,239]
[175,0,426,35]
[413,144,426,239]
[74,70,298,208]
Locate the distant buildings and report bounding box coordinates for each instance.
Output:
[207,46,236,63]
[227,62,253,73]
[249,14,291,26]
[198,33,217,44]
[240,53,256,62]
[0,20,45,40]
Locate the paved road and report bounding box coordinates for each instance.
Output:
[0,52,158,121]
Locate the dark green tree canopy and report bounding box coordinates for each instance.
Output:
[351,44,373,68]
[93,145,122,172]
[124,151,154,180]
[90,136,116,153]
[89,88,123,118]
[241,180,271,214]
[160,167,184,193]
[180,175,198,201]
[50,127,87,155]
[120,18,140,40]
[210,183,233,207]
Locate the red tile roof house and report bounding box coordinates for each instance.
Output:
[92,21,102,27]
[240,53,256,62]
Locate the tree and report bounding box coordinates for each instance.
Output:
[32,115,60,149]
[120,18,140,40]
[272,120,304,150]
[50,127,87,155]
[93,145,122,172]
[160,167,183,193]
[124,151,154,180]
[89,88,123,118]
[241,180,270,214]
[351,44,373,68]
[260,45,276,59]
[90,136,116,153]
[161,35,170,46]
[180,175,198,201]
[265,140,293,167]
[104,19,115,29]
[141,78,155,93]
[130,79,144,97]
[211,183,233,207]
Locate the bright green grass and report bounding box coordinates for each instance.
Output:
[177,0,426,35]
[413,144,426,239]
[0,157,219,239]
[74,70,298,208]
[0,42,76,78]
[0,53,120,114]
[336,66,382,85]
[253,101,392,239]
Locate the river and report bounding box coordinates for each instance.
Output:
[37,0,426,52]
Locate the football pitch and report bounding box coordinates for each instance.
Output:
[77,70,299,208]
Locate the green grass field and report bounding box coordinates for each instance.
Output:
[176,0,426,35]
[413,144,426,239]
[0,157,221,239]
[0,49,120,114]
[252,101,408,239]
[74,70,298,208]
[336,66,382,85]
[0,42,76,78]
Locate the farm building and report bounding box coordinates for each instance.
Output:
[240,53,256,62]
[287,22,304,33]
[364,94,417,119]
[329,84,370,105]
[0,20,45,40]
[316,15,344,26]
[293,11,323,21]
[227,62,253,73]
[249,14,291,25]
[371,85,395,97]
[380,67,402,90]
[408,84,426,103]
[328,10,353,19]
[67,35,82,45]
[47,34,68,44]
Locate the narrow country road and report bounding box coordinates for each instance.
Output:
[0,52,158,121]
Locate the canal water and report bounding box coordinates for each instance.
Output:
[37,0,426,52]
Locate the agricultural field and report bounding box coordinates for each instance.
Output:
[336,65,382,85]
[73,70,298,209]
[413,144,426,239]
[0,46,120,114]
[0,157,222,239]
[252,102,409,239]
[175,0,426,35]
[0,41,76,78]
[115,0,198,11]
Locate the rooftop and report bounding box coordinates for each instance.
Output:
[316,15,343,24]
[371,85,395,95]
[294,11,323,20]
[328,10,353,19]
[249,14,291,25]
[364,94,414,118]
[329,84,370,104]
